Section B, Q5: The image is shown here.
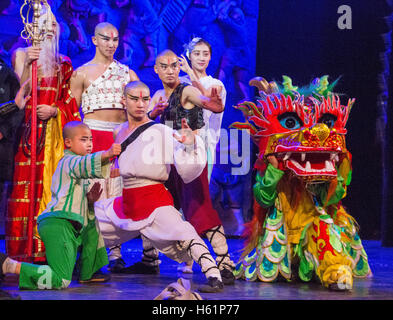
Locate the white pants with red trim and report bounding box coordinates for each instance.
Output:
[94,197,221,280]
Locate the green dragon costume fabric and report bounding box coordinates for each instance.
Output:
[232,76,371,290]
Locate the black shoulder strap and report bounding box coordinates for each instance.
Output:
[119,121,157,156]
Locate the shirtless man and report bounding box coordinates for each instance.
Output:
[71,22,138,146]
[70,22,139,271]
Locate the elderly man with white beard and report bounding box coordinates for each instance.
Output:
[7,7,81,263]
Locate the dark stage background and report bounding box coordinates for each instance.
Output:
[0,0,392,243]
[256,1,393,242]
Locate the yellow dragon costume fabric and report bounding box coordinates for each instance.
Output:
[232,76,371,290]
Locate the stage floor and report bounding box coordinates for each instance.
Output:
[1,239,393,300]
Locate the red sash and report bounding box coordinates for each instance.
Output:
[113,184,174,221]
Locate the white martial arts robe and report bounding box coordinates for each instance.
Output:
[95,123,216,265]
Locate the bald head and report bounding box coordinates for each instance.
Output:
[124,81,150,96]
[94,22,118,36]
[93,22,119,57]
[38,6,57,27]
[63,121,90,140]
[155,49,178,65]
[154,50,181,84]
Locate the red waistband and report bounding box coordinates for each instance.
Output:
[114,184,174,221]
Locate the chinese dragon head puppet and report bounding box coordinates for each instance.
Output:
[232,75,353,183]
[232,76,371,290]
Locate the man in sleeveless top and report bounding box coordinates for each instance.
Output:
[70,22,139,271]
[124,50,236,285]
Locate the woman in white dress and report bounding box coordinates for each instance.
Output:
[179,37,227,182]
[175,39,240,282]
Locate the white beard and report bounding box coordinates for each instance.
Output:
[38,37,59,78]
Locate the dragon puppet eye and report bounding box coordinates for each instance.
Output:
[278,112,303,130]
[318,113,337,128]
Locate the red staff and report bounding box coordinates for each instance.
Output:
[20,0,51,261]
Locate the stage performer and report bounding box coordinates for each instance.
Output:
[0,121,119,289]
[0,58,25,215]
[135,49,235,285]
[7,9,81,262]
[0,82,30,300]
[70,22,139,272]
[179,37,226,181]
[232,76,372,291]
[0,81,30,116]
[177,38,245,273]
[94,81,225,293]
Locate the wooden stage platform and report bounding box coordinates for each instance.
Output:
[1,238,393,302]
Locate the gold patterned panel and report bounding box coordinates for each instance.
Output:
[15,160,45,166]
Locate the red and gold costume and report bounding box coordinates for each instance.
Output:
[6,56,81,262]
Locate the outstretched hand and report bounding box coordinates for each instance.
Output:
[14,79,31,110]
[173,118,195,145]
[201,87,224,112]
[150,96,169,119]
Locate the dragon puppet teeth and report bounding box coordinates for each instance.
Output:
[283,152,291,161]
[329,152,340,162]
[301,153,306,162]
[288,158,336,175]
[325,160,335,171]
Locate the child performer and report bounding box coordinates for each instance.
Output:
[0,121,121,289]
